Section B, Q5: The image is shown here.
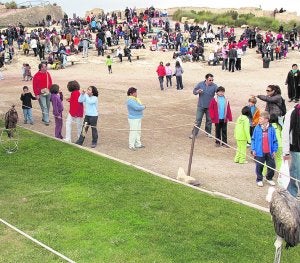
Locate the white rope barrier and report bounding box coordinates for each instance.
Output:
[3,104,299,184]
[193,124,300,184]
[0,218,76,263]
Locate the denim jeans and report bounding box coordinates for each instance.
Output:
[38,93,50,123]
[287,151,300,197]
[176,76,183,89]
[192,107,212,136]
[76,115,98,145]
[23,108,33,123]
[255,153,275,182]
[166,75,172,87]
[229,58,236,72]
[222,58,228,70]
[158,76,164,90]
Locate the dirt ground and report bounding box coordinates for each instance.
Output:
[1,26,299,209]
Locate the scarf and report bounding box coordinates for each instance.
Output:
[128,96,142,105]
[290,104,300,149]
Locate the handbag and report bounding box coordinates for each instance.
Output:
[277,160,290,189]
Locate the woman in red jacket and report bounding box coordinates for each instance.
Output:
[156,61,166,90]
[208,86,233,147]
[32,62,52,125]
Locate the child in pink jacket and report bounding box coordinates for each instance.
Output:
[208,86,232,147]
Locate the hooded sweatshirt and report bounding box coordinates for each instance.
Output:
[234,115,251,142]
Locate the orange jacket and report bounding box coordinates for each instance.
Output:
[251,107,260,126]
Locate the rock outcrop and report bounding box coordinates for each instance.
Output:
[0,4,65,27]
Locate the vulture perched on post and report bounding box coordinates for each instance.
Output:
[266,187,300,263]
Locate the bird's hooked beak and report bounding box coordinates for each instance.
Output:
[266,187,276,202]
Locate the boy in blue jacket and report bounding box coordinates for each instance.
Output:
[251,111,278,187]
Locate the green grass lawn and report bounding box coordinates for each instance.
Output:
[0,128,299,262]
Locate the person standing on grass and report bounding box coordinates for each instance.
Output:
[64,80,84,143]
[20,85,36,125]
[285,64,300,102]
[234,106,251,164]
[50,84,64,139]
[33,62,53,126]
[251,111,278,187]
[282,103,300,198]
[156,61,166,90]
[190,73,218,139]
[208,86,232,147]
[76,86,99,148]
[127,87,146,151]
[174,61,184,90]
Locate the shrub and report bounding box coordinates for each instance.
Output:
[239,13,255,20]
[235,18,248,27]
[171,8,294,31]
[215,17,234,26]
[4,1,17,9]
[224,10,239,20]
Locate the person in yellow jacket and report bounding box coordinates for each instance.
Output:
[22,41,30,56]
[234,106,252,164]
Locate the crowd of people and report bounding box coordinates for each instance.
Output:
[1,6,300,197]
[189,72,299,195]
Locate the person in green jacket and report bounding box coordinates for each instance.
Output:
[262,114,282,175]
[234,106,252,164]
[105,55,113,74]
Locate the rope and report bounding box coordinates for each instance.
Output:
[4,103,300,184]
[13,103,192,131]
[0,218,76,263]
[192,124,300,184]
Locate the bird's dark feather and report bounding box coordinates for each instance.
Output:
[270,189,300,248]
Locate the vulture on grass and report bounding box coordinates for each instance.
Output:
[266,187,300,263]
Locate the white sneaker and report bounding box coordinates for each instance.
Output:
[266,180,276,186]
[257,181,263,187]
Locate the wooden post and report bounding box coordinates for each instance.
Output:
[187,131,196,176]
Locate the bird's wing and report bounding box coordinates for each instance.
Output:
[270,189,300,247]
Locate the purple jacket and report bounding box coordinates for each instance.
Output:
[51,93,63,117]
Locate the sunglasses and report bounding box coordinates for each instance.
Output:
[208,79,214,82]
[266,90,272,92]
